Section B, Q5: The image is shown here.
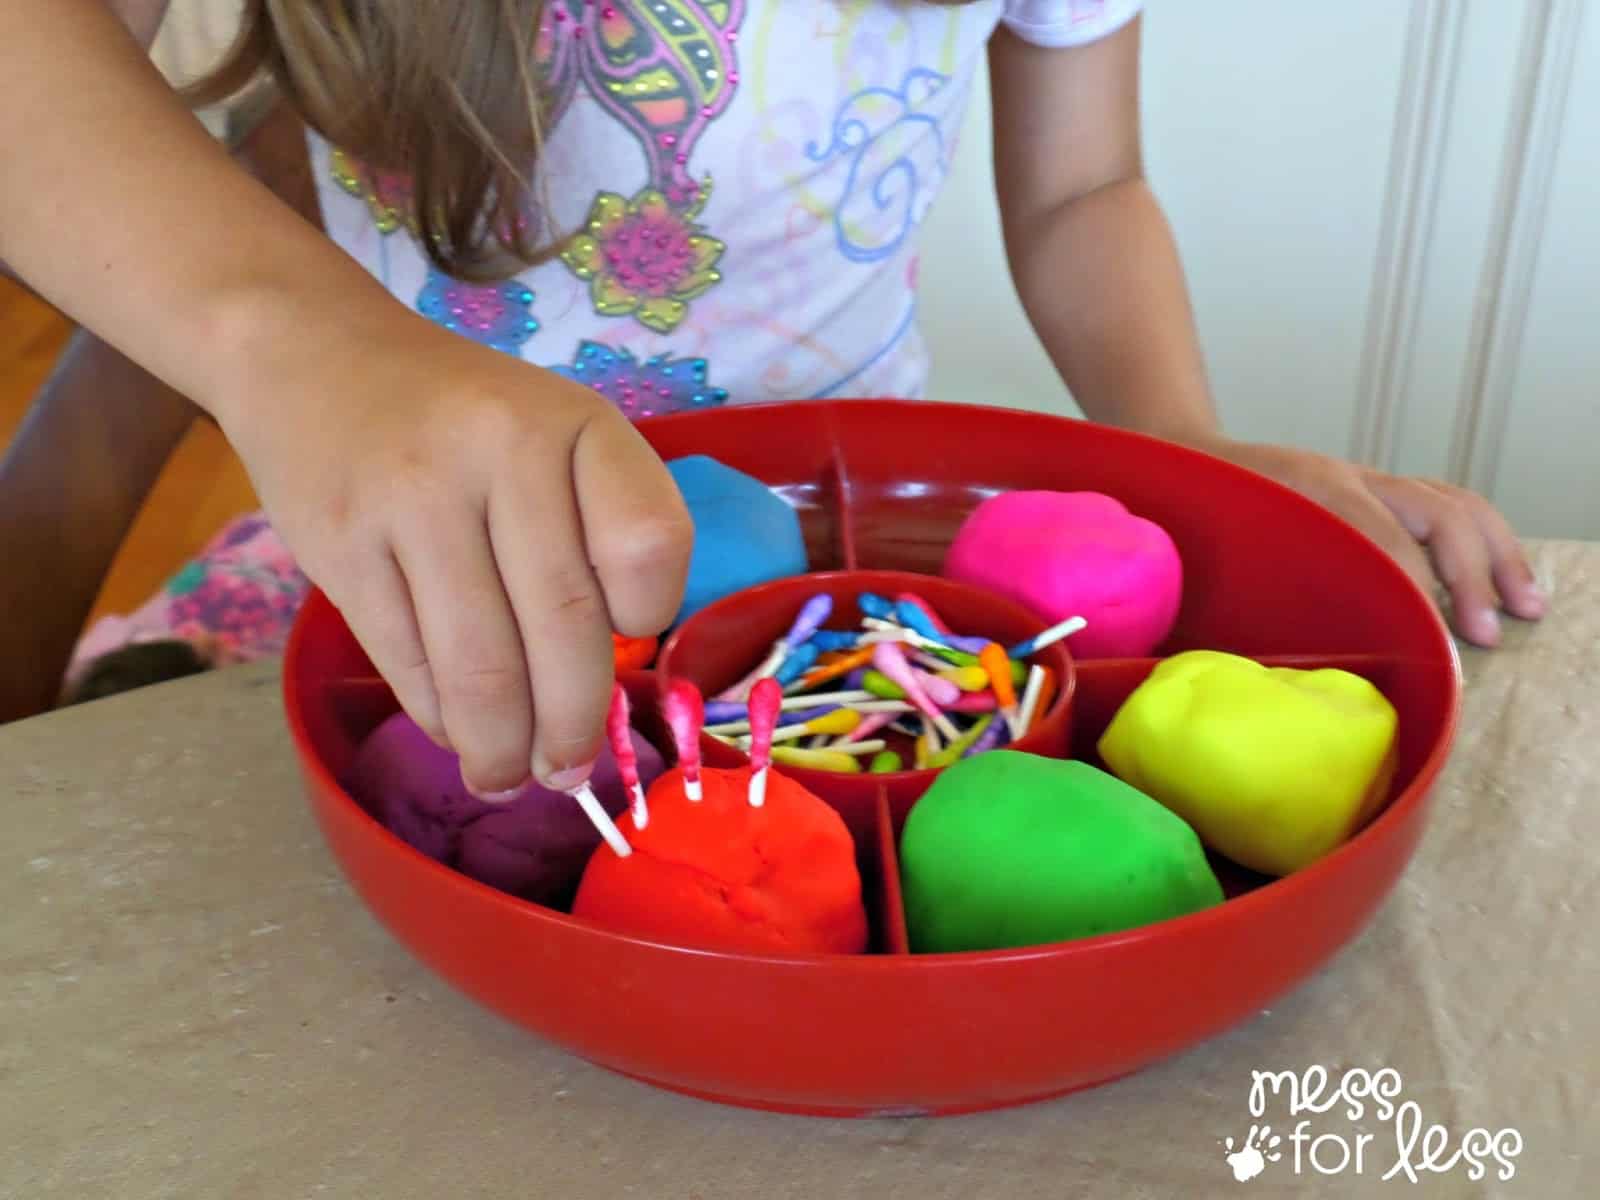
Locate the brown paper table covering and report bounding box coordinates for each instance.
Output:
[4,540,1596,1199]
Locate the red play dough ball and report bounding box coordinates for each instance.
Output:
[611,632,657,672]
[572,766,868,955]
[943,491,1182,659]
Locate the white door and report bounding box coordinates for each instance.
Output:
[920,0,1599,539]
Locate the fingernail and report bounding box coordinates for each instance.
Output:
[542,764,594,792]
[467,781,529,804]
[1476,609,1502,644]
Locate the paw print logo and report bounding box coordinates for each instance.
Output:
[1222,1125,1282,1182]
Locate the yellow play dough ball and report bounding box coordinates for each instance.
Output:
[1097,651,1398,876]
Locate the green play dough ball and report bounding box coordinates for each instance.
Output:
[900,752,1225,952]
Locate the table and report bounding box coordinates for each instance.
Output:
[5,541,1596,1199]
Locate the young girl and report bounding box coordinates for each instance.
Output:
[1,1,1543,798]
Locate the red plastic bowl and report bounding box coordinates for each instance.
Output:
[282,399,1461,1117]
[658,570,1075,819]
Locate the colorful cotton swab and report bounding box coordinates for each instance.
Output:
[946,690,1000,714]
[808,630,863,652]
[859,667,961,708]
[746,677,781,808]
[921,643,1028,686]
[766,708,862,743]
[790,646,876,692]
[894,592,954,635]
[856,592,896,620]
[606,682,647,829]
[1006,614,1088,660]
[838,711,897,745]
[860,617,947,653]
[935,665,990,692]
[770,746,866,773]
[663,678,705,802]
[892,594,989,654]
[963,712,1010,758]
[567,779,632,858]
[868,750,903,773]
[871,641,960,741]
[1015,664,1047,741]
[1030,667,1058,734]
[785,594,834,649]
[716,594,835,701]
[980,642,1021,738]
[772,642,820,688]
[927,712,996,768]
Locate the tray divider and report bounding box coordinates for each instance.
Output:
[823,405,860,570]
[874,785,911,955]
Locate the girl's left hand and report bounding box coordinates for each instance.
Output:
[1188,435,1547,647]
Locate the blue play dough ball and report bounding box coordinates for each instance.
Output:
[667,455,808,626]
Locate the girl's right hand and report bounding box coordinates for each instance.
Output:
[221,313,692,797]
[0,0,687,791]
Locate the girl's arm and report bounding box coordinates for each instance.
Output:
[0,96,321,724]
[988,20,1544,646]
[0,0,165,288]
[0,3,692,792]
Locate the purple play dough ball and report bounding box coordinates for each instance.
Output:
[342,712,665,905]
[342,715,492,861]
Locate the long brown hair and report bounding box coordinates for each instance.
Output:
[197,1,979,281]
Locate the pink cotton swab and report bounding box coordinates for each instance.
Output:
[871,641,960,742]
[746,677,781,808]
[912,667,962,708]
[606,682,647,829]
[837,710,897,745]
[663,678,706,802]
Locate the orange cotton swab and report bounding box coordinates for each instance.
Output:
[979,642,1021,738]
[793,646,876,691]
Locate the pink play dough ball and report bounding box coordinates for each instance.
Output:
[943,491,1182,659]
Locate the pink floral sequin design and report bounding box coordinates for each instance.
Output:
[416,270,540,354]
[329,148,414,235]
[553,339,727,416]
[560,185,723,333]
[329,2,745,333]
[542,1,744,324]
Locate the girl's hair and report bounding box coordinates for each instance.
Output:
[195,1,552,281]
[197,1,977,281]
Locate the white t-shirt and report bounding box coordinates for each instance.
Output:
[310,0,1140,414]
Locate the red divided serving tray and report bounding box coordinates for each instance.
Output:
[282,399,1461,1116]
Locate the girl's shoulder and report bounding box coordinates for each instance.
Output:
[996,0,1143,49]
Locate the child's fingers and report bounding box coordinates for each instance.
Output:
[1366,476,1502,647]
[395,507,535,796]
[330,550,446,747]
[489,465,614,792]
[1433,482,1546,621]
[1424,506,1502,647]
[571,416,693,638]
[1316,477,1440,604]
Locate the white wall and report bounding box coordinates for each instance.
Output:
[920,0,1599,539]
